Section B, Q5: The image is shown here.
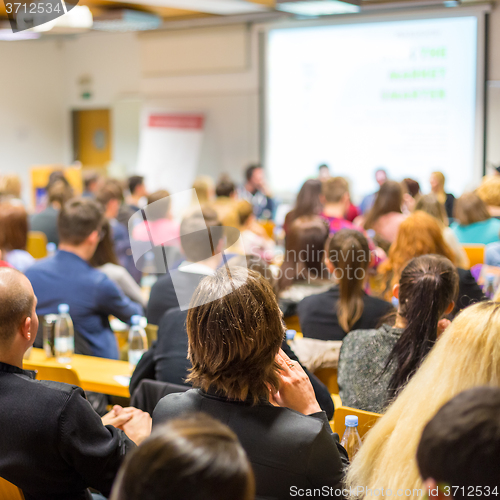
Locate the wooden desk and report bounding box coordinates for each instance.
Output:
[23,348,133,398]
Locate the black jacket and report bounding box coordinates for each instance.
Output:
[153,389,348,500]
[131,307,335,419]
[146,270,207,325]
[0,362,134,500]
[298,286,394,341]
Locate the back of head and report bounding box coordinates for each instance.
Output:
[328,229,370,332]
[48,179,73,207]
[193,176,215,205]
[245,164,260,183]
[83,171,100,191]
[95,179,124,207]
[476,176,500,208]
[383,211,456,286]
[58,198,104,246]
[0,203,28,251]
[216,175,236,198]
[415,194,448,226]
[364,180,403,230]
[236,200,254,227]
[112,413,255,500]
[0,174,22,198]
[385,254,459,399]
[432,171,446,189]
[454,192,490,226]
[278,215,329,291]
[146,190,171,221]
[180,207,223,263]
[0,267,34,348]
[402,178,420,199]
[187,267,283,403]
[322,177,349,204]
[417,386,500,496]
[128,175,144,195]
[46,171,70,190]
[347,301,500,494]
[293,179,323,218]
[89,219,118,268]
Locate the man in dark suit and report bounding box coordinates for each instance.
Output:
[0,267,151,500]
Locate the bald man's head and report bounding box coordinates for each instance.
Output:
[0,268,35,346]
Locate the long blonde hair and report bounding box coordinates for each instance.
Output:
[346,301,500,498]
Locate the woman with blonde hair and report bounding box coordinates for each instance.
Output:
[346,301,500,498]
[378,211,483,316]
[192,176,215,206]
[414,194,469,269]
[430,171,455,219]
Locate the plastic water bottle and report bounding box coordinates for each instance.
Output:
[128,315,148,367]
[340,415,363,460]
[285,329,296,341]
[54,304,75,363]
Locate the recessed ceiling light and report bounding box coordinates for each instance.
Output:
[277,0,360,16]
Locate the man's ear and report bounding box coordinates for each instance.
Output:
[20,316,32,342]
[325,257,334,274]
[392,283,400,299]
[87,230,99,246]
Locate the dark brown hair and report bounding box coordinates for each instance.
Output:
[385,254,459,400]
[89,219,119,267]
[0,268,34,346]
[278,215,329,292]
[216,175,236,198]
[187,267,284,403]
[112,413,255,500]
[321,177,349,204]
[417,386,500,499]
[286,179,323,227]
[328,229,370,332]
[58,198,104,246]
[128,175,144,195]
[0,203,28,251]
[364,180,403,230]
[454,192,490,226]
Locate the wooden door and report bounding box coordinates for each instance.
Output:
[73,109,111,169]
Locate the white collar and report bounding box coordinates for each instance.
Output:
[178,261,215,276]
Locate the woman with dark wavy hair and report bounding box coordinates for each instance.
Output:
[153,267,347,499]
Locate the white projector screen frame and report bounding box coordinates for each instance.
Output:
[262,7,488,201]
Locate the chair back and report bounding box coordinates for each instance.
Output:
[314,367,339,394]
[462,244,485,269]
[27,231,48,259]
[0,477,24,500]
[24,364,81,386]
[333,406,382,440]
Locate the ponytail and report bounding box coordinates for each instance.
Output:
[328,230,371,332]
[385,254,459,401]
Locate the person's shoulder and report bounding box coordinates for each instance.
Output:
[364,293,393,309]
[297,287,334,309]
[25,255,55,274]
[153,389,200,422]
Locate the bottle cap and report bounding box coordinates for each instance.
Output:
[345,415,358,427]
[46,242,56,253]
[131,315,142,325]
[58,304,69,314]
[285,329,296,341]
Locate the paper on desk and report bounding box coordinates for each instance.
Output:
[114,375,131,387]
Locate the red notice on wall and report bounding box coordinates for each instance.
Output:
[148,114,204,130]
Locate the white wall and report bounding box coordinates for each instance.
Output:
[3,4,500,201]
[0,38,67,201]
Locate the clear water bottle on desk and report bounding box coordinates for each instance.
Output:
[340,415,362,460]
[54,304,74,363]
[128,315,148,367]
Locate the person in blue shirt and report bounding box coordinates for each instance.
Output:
[26,198,143,360]
[450,192,500,245]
